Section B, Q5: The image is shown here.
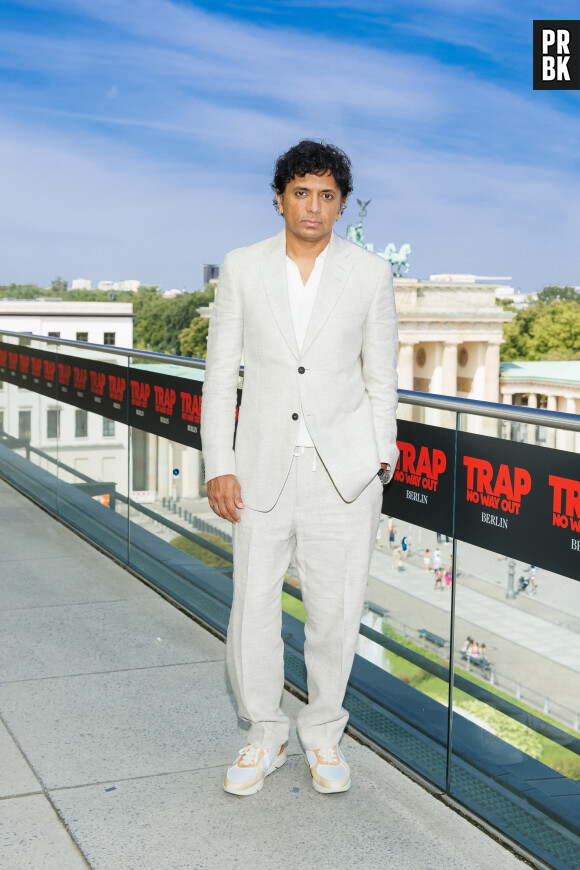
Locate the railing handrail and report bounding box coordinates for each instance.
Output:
[2,328,580,431]
[0,329,207,371]
[398,388,580,432]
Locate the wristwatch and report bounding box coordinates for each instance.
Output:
[377,464,391,485]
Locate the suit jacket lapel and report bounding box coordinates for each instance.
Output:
[260,229,300,360]
[300,231,353,357]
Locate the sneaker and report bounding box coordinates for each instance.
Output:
[223,744,286,796]
[305,745,351,794]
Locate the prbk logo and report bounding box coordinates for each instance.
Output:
[0,349,6,367]
[8,352,18,370]
[180,391,201,424]
[464,456,531,517]
[549,475,580,532]
[130,380,150,408]
[154,386,176,416]
[533,21,580,90]
[19,354,30,374]
[394,440,446,504]
[31,357,42,378]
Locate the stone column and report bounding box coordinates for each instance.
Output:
[423,343,441,427]
[429,341,456,430]
[526,392,538,444]
[546,395,557,447]
[560,396,577,451]
[397,342,415,421]
[157,436,170,498]
[398,342,414,391]
[484,343,501,403]
[441,342,458,398]
[147,432,158,492]
[502,392,513,405]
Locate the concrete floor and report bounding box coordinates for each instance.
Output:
[0,479,530,870]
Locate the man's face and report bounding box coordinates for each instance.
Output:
[276,172,345,244]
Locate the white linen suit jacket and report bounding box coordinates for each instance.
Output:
[200,228,399,511]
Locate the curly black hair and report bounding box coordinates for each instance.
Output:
[271,139,353,212]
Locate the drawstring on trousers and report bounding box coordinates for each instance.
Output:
[293,444,318,472]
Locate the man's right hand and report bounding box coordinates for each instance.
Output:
[206,474,244,523]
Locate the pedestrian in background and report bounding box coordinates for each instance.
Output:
[433,547,442,572]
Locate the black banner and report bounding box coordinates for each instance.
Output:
[456,430,580,581]
[0,341,240,451]
[382,419,455,538]
[0,343,58,401]
[2,341,579,580]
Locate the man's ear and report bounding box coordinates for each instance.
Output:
[275,191,284,215]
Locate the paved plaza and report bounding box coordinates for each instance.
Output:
[0,479,534,870]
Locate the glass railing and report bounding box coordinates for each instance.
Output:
[1,330,579,870]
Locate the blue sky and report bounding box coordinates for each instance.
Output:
[1,0,579,291]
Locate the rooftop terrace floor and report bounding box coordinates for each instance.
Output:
[0,479,531,870]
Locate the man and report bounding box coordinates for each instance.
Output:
[201,140,399,796]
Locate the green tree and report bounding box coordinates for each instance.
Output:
[530,302,580,360]
[501,284,580,362]
[51,276,68,293]
[178,316,210,358]
[536,285,580,305]
[131,285,214,354]
[501,296,580,361]
[0,283,47,299]
[132,290,166,351]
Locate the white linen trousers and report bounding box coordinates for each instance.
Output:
[226,445,384,751]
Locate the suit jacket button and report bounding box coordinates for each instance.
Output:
[298,366,305,374]
[292,412,299,420]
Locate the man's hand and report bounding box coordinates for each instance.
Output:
[206,474,244,523]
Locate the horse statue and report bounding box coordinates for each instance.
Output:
[346,201,412,275]
[378,243,412,275]
[346,221,365,247]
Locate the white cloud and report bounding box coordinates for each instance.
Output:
[1,0,579,291]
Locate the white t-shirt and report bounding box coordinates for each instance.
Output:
[285,238,330,447]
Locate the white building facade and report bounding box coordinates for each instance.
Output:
[395,277,512,431]
[500,361,580,453]
[0,301,134,496]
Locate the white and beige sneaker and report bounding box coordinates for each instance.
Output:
[306,745,351,793]
[223,744,286,796]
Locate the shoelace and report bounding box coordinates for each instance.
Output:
[237,745,261,766]
[317,746,338,765]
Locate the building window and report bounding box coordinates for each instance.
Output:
[48,331,60,338]
[0,410,4,433]
[76,332,88,343]
[75,409,88,438]
[103,332,116,346]
[47,409,60,439]
[19,410,31,440]
[102,418,115,437]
